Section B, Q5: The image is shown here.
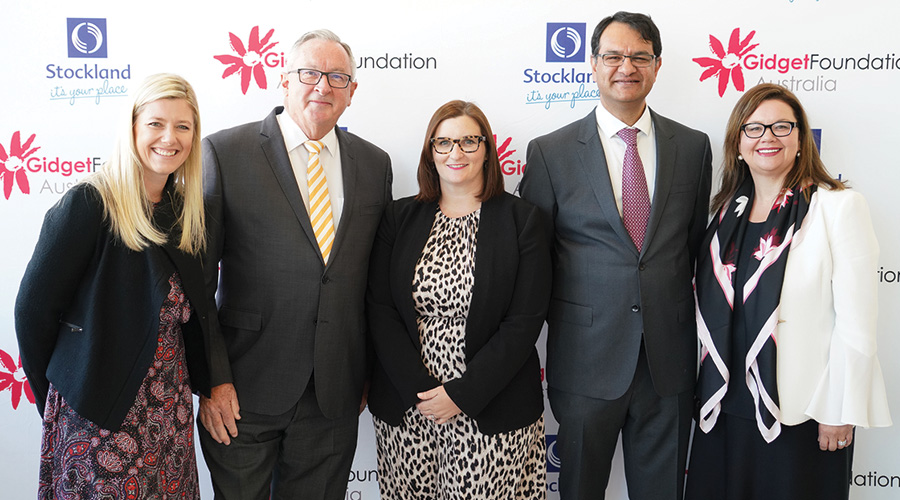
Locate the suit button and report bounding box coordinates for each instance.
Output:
[631,305,640,313]
[322,275,330,284]
[638,264,646,271]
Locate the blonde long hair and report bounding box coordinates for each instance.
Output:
[84,73,205,255]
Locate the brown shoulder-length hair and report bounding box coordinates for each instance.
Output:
[713,83,844,212]
[415,100,504,203]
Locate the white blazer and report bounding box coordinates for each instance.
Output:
[776,187,891,427]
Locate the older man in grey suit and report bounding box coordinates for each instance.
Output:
[521,12,711,500]
[197,29,392,500]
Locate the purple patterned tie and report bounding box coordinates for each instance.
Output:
[617,127,651,251]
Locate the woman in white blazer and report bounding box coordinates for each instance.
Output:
[686,83,891,500]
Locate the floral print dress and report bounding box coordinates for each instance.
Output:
[38,272,199,499]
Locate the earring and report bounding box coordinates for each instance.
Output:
[737,155,743,161]
[796,152,800,158]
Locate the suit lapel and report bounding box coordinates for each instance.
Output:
[329,127,356,269]
[398,201,439,347]
[644,110,676,255]
[576,110,636,254]
[258,110,320,261]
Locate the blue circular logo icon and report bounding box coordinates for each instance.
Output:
[71,22,104,55]
[551,27,582,60]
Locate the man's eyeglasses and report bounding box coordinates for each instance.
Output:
[430,136,487,154]
[289,68,353,89]
[595,53,658,68]
[741,121,797,139]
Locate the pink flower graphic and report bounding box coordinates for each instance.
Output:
[693,28,759,97]
[214,27,279,94]
[0,349,35,409]
[494,134,516,164]
[0,131,39,199]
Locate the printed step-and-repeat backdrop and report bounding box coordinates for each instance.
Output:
[2,1,898,498]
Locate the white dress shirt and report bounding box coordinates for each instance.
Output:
[594,104,657,216]
[277,111,345,229]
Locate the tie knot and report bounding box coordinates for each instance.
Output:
[304,140,324,154]
[617,127,638,146]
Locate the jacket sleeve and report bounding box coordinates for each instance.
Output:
[201,137,234,387]
[519,138,558,237]
[14,186,103,417]
[366,203,442,409]
[443,204,552,417]
[805,190,892,427]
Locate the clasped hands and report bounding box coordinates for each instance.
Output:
[416,385,462,425]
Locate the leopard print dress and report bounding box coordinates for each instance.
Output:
[373,207,546,500]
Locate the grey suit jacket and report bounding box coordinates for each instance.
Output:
[520,108,711,400]
[202,107,392,418]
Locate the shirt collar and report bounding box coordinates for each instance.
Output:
[276,110,338,155]
[594,104,653,139]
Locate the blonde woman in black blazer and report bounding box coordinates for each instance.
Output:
[15,74,211,499]
[366,100,551,499]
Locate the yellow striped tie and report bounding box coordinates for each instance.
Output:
[304,140,335,263]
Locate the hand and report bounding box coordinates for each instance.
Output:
[199,383,241,445]
[415,386,462,425]
[818,423,854,452]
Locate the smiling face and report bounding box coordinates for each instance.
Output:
[281,38,357,140]
[133,97,194,198]
[432,115,486,196]
[739,99,799,185]
[591,22,661,123]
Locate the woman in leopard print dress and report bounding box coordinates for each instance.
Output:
[366,100,552,499]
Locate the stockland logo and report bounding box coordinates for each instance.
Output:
[523,23,598,109]
[46,17,129,105]
[546,23,586,63]
[67,18,107,58]
[214,27,283,95]
[546,434,561,473]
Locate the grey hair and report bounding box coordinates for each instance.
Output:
[287,29,356,80]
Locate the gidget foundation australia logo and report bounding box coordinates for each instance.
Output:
[213,27,282,95]
[0,131,100,200]
[694,26,899,96]
[0,132,38,199]
[693,28,759,97]
[0,348,34,410]
[47,18,131,105]
[523,23,599,110]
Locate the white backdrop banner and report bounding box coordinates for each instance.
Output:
[2,1,898,498]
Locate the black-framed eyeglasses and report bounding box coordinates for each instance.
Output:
[430,136,487,154]
[595,53,658,68]
[741,121,797,139]
[289,68,353,89]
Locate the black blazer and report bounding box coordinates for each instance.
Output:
[366,192,551,435]
[15,181,212,430]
